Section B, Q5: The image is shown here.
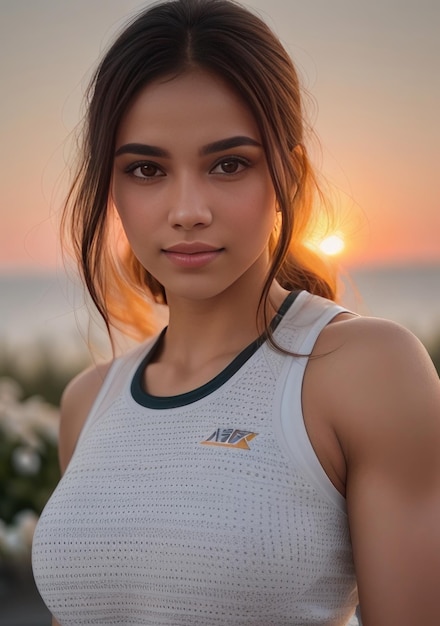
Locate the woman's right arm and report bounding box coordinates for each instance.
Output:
[51,361,113,626]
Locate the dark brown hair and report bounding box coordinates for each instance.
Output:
[62,0,336,345]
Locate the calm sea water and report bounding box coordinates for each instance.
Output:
[0,264,439,356]
[340,263,440,343]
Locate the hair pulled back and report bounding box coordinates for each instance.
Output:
[63,0,336,343]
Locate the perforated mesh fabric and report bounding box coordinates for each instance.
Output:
[32,291,358,625]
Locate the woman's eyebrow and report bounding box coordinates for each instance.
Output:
[200,136,262,156]
[114,136,262,158]
[114,143,170,158]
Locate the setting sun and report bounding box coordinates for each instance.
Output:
[318,235,346,257]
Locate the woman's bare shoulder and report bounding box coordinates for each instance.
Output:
[317,311,433,370]
[316,312,440,445]
[58,360,114,474]
[309,312,439,436]
[323,310,420,346]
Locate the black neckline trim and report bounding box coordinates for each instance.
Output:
[131,290,300,409]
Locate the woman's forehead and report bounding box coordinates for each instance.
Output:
[115,70,261,147]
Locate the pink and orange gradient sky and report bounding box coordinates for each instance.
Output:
[1,0,439,272]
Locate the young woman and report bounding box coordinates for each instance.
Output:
[32,1,440,625]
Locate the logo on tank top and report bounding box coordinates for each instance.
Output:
[201,428,258,450]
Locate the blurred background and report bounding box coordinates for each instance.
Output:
[1,0,439,624]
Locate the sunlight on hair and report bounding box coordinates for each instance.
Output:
[318,234,345,256]
[304,233,346,258]
[302,184,367,263]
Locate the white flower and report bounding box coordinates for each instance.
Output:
[0,510,39,557]
[12,446,42,475]
[0,377,59,445]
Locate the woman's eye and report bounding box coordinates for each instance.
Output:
[210,158,249,175]
[126,162,165,179]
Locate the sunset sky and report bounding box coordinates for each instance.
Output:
[1,0,439,272]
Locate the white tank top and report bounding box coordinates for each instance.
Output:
[32,291,359,625]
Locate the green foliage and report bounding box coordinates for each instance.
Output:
[0,427,60,525]
[0,340,88,560]
[0,377,62,561]
[0,361,65,406]
[0,341,89,406]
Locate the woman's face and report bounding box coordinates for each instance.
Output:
[112,70,277,304]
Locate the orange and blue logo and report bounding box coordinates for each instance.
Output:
[201,428,258,450]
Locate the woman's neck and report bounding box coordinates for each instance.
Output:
[157,280,288,370]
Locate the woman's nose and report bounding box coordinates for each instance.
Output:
[167,177,213,230]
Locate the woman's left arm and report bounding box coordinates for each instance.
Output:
[333,318,440,626]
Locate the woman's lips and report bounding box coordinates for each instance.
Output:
[162,243,224,268]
